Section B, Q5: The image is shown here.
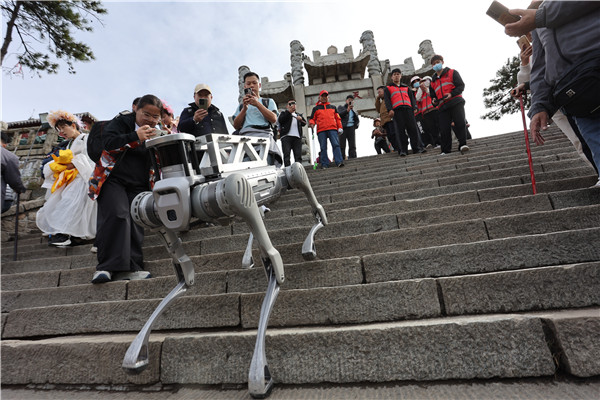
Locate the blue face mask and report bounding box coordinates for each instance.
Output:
[413,82,420,88]
[432,63,443,72]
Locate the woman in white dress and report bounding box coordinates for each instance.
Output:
[37,110,97,246]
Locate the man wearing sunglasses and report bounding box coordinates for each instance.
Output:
[277,99,306,166]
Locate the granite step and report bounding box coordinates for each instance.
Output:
[2,309,598,386]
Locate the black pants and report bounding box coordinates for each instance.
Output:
[422,110,441,146]
[392,107,422,154]
[339,126,357,159]
[281,135,303,167]
[439,103,467,153]
[383,121,399,152]
[96,178,145,272]
[374,138,390,154]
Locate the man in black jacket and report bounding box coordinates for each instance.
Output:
[277,99,306,166]
[178,83,229,136]
[336,95,360,159]
[91,95,161,284]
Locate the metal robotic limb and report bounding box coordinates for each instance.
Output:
[121,133,327,398]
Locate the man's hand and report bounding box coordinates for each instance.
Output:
[245,92,260,108]
[137,125,156,142]
[520,43,533,66]
[510,83,527,99]
[193,108,208,123]
[388,110,394,118]
[309,123,315,129]
[338,128,343,134]
[505,9,536,37]
[443,93,451,101]
[529,111,548,145]
[295,115,303,121]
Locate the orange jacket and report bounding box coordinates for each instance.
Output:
[309,101,342,133]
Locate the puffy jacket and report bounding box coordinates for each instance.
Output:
[430,67,465,111]
[309,102,342,133]
[178,102,229,137]
[528,1,600,118]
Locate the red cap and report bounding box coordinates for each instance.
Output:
[319,90,329,96]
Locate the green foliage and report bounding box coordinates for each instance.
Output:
[1,0,107,75]
[481,56,530,120]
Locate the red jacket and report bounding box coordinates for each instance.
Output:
[309,101,342,133]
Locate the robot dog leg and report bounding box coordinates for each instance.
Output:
[122,225,195,373]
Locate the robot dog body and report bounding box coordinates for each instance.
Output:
[122,133,327,398]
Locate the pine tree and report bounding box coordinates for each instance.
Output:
[1,0,107,75]
[481,56,530,120]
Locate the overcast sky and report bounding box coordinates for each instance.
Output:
[1,0,529,158]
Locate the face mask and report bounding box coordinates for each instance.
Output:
[413,82,420,88]
[432,63,443,72]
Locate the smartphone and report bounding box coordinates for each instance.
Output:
[244,87,253,96]
[198,98,208,110]
[486,1,520,26]
[517,35,530,50]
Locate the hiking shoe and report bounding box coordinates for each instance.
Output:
[113,271,152,281]
[50,234,71,247]
[425,143,433,149]
[91,270,112,284]
[460,145,470,154]
[337,162,345,168]
[399,152,407,157]
[90,246,98,253]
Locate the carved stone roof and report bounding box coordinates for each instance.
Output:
[304,50,370,86]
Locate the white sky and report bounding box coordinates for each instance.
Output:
[1,0,529,158]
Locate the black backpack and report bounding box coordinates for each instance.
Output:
[86,120,110,163]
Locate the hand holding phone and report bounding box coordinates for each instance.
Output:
[486,1,520,26]
[244,87,254,96]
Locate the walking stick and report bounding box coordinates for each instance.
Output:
[519,93,537,194]
[13,193,20,261]
[310,126,318,170]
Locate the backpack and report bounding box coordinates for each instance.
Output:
[86,120,110,163]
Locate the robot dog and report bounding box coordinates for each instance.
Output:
[122,133,327,398]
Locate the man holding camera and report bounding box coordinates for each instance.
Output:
[337,95,360,159]
[179,83,229,136]
[233,71,282,165]
[278,99,306,166]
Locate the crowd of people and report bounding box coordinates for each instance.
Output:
[3,0,597,285]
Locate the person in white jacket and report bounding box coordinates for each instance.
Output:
[37,110,97,246]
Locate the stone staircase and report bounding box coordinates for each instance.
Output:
[2,127,599,399]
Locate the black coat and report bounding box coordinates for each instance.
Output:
[337,104,360,128]
[178,103,229,137]
[277,110,306,137]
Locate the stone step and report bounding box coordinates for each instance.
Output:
[3,378,600,400]
[3,168,596,266]
[2,309,598,386]
[3,227,598,337]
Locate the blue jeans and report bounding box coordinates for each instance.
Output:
[317,130,344,167]
[573,115,600,173]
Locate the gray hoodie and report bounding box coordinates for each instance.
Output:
[528,1,600,118]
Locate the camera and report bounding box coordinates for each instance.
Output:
[244,88,253,96]
[153,129,168,137]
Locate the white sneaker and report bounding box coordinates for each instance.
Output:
[91,270,112,284]
[90,246,98,253]
[460,145,470,154]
